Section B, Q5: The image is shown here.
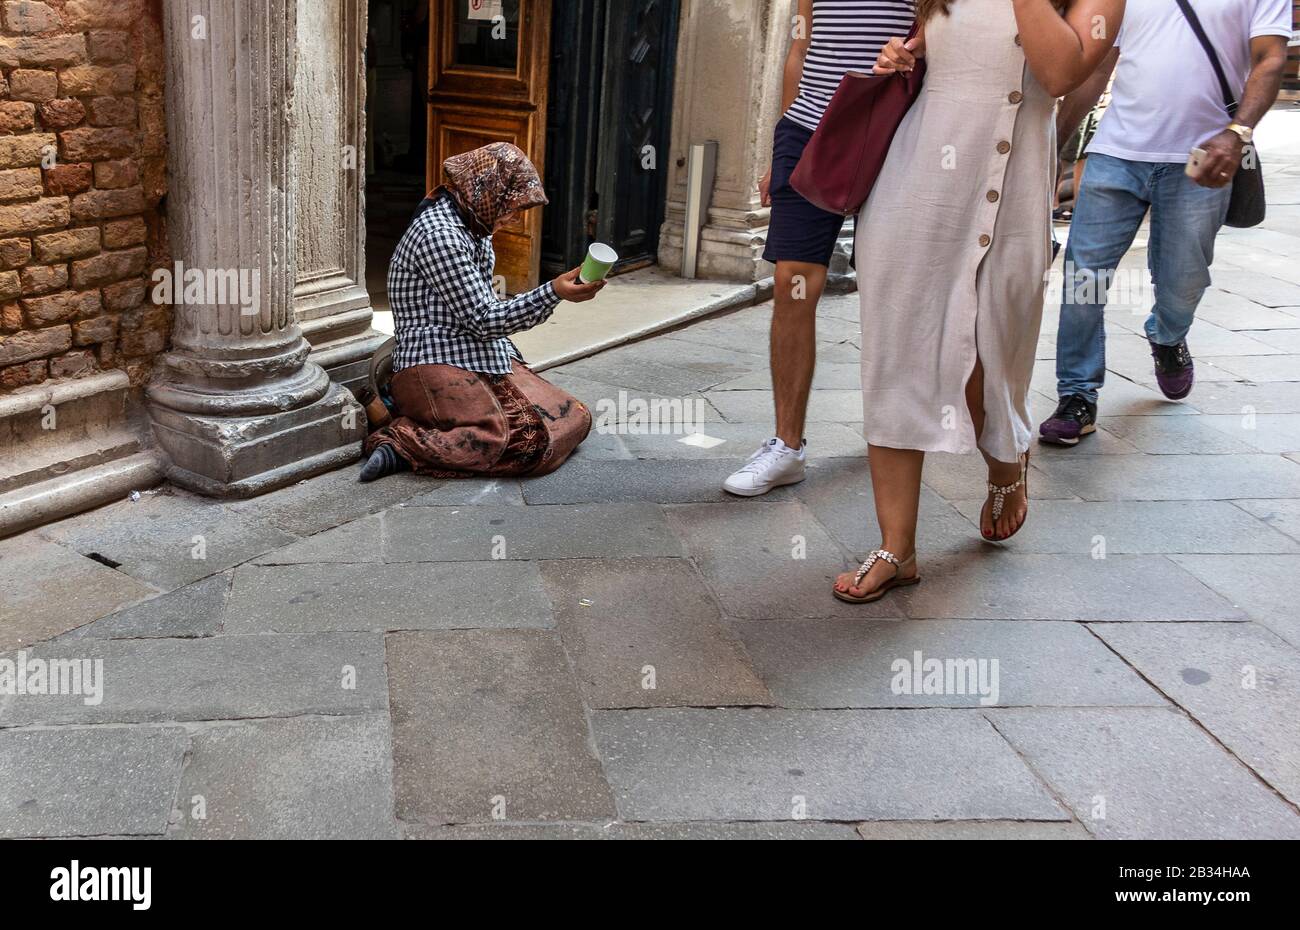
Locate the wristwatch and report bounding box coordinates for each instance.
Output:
[1226,122,1254,144]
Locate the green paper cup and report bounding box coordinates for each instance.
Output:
[579,243,618,283]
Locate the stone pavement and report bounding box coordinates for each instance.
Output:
[2,109,1299,840]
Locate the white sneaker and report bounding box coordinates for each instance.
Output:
[722,438,807,497]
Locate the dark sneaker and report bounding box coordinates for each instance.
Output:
[1038,394,1097,446]
[1150,338,1194,400]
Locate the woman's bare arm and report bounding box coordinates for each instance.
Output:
[1013,0,1124,98]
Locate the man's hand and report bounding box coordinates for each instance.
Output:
[759,166,772,208]
[552,266,607,302]
[1194,129,1245,189]
[874,36,922,74]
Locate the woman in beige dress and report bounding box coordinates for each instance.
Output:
[834,0,1124,603]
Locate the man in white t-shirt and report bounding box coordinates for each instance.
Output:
[1040,0,1290,447]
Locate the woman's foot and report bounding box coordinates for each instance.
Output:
[359,445,410,482]
[833,548,920,603]
[980,454,1029,541]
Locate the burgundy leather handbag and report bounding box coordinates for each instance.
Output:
[790,23,926,216]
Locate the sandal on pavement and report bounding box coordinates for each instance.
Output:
[983,452,1029,542]
[833,549,921,604]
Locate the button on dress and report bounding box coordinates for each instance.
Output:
[854,0,1055,462]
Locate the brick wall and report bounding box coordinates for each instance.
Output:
[0,0,167,393]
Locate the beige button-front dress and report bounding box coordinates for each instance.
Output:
[855,0,1055,463]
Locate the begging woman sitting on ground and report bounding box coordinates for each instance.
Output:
[359,142,605,482]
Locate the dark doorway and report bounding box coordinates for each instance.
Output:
[365,0,430,318]
[541,0,681,280]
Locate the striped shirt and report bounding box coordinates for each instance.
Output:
[784,0,917,132]
[387,194,561,376]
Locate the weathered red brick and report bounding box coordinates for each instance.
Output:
[58,63,134,96]
[58,126,134,161]
[0,101,37,134]
[62,0,143,30]
[88,29,128,64]
[8,68,58,103]
[91,158,138,190]
[2,1,61,34]
[0,166,43,202]
[68,185,141,220]
[72,312,116,345]
[0,132,55,168]
[0,34,86,68]
[0,299,21,331]
[70,245,146,288]
[20,262,66,295]
[49,347,95,378]
[0,358,46,388]
[0,322,69,364]
[102,275,145,311]
[101,216,144,248]
[32,226,98,262]
[43,162,91,196]
[0,237,30,269]
[37,97,84,129]
[20,287,98,325]
[87,95,135,127]
[0,269,20,301]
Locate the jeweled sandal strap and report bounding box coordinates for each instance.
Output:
[852,549,899,587]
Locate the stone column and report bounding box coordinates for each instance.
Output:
[292,0,385,394]
[658,0,797,282]
[147,0,364,498]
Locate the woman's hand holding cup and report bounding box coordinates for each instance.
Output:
[552,267,606,303]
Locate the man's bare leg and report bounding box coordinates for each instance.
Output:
[771,260,828,448]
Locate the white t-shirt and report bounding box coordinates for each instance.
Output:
[1088,0,1293,163]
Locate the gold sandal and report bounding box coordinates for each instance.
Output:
[833,549,921,604]
[984,452,1029,541]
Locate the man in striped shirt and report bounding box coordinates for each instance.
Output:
[723,0,916,497]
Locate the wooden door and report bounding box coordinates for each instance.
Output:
[428,0,551,292]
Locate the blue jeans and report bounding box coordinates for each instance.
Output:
[1055,153,1231,403]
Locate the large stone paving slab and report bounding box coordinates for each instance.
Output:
[857,820,1090,839]
[405,821,861,839]
[0,632,387,726]
[171,715,398,839]
[1031,453,1300,501]
[735,619,1163,708]
[665,501,900,619]
[1233,498,1300,543]
[225,466,427,537]
[252,513,383,565]
[382,503,682,561]
[1099,414,1260,454]
[896,550,1244,621]
[1090,621,1300,805]
[1171,554,1300,646]
[0,726,187,838]
[987,707,1300,839]
[401,477,526,506]
[521,458,799,505]
[37,490,298,589]
[386,630,615,824]
[591,708,1066,822]
[1200,413,1300,454]
[60,572,230,641]
[704,388,864,424]
[792,457,982,555]
[225,561,553,633]
[1186,381,1300,415]
[949,499,1297,554]
[0,537,154,649]
[540,558,771,709]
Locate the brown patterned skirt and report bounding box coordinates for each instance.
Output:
[363,361,590,478]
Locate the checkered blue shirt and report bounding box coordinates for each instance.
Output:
[387,195,561,375]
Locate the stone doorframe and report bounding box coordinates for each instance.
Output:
[148,0,382,498]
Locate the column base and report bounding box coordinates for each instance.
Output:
[148,380,365,499]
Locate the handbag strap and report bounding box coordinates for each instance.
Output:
[1173,0,1238,115]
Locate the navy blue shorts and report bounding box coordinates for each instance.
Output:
[762,116,847,267]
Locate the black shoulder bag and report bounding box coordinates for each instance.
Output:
[1173,0,1266,228]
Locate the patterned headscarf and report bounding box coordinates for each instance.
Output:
[434,142,548,237]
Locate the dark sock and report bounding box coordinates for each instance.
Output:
[359,445,409,482]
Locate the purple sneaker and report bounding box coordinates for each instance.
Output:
[1150,339,1194,400]
[1038,394,1097,446]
